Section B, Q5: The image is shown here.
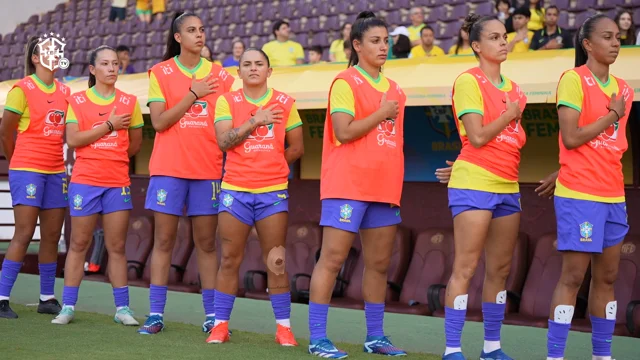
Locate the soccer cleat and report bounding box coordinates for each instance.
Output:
[442,352,466,360]
[114,307,139,326]
[137,315,165,334]
[308,338,349,359]
[0,300,18,319]
[363,336,407,356]
[51,306,75,325]
[480,348,514,360]
[37,298,62,315]
[206,321,230,344]
[202,316,216,333]
[275,324,298,346]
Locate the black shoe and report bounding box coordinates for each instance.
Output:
[37,298,62,315]
[0,300,18,319]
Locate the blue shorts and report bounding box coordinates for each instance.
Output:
[9,170,68,209]
[555,196,628,253]
[219,189,288,226]
[145,176,221,217]
[448,188,521,219]
[69,183,133,216]
[319,199,401,234]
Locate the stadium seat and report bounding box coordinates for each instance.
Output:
[386,228,454,316]
[504,234,590,329]
[245,222,322,302]
[124,216,154,281]
[571,235,640,337]
[232,227,267,297]
[167,249,201,293]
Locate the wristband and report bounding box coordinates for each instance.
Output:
[609,108,620,121]
[106,121,114,132]
[189,88,198,99]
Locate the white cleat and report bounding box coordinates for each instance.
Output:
[114,307,139,326]
[51,306,75,325]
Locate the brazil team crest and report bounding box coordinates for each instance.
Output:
[26,184,37,199]
[579,221,593,242]
[339,204,353,223]
[223,194,233,207]
[156,189,167,205]
[73,194,83,210]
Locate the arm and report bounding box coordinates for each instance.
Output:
[558,106,618,150]
[65,122,112,149]
[149,93,196,133]
[0,110,20,162]
[127,127,142,157]
[332,111,386,144]
[460,111,515,148]
[284,109,304,164]
[214,117,256,152]
[295,43,305,65]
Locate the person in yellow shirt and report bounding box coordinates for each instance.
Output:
[507,7,534,53]
[524,0,545,31]
[261,20,305,67]
[308,46,326,64]
[408,7,426,47]
[448,27,474,55]
[409,26,445,58]
[329,23,351,62]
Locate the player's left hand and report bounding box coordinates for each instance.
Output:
[535,171,558,199]
[435,160,454,184]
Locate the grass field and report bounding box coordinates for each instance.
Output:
[1,304,440,360]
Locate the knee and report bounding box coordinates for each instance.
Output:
[153,233,176,253]
[365,256,391,275]
[559,267,587,290]
[194,235,216,254]
[107,242,126,257]
[593,266,618,288]
[69,237,91,253]
[452,258,479,283]
[486,259,512,283]
[40,226,62,244]
[318,248,348,275]
[12,223,36,245]
[220,248,243,274]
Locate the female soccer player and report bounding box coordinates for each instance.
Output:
[206,48,304,346]
[51,46,143,325]
[0,36,70,319]
[307,11,407,358]
[444,14,528,360]
[138,12,235,335]
[546,15,631,360]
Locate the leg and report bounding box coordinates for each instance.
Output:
[36,208,66,313]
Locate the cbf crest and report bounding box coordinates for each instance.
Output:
[37,33,70,71]
[73,194,83,210]
[223,194,234,207]
[26,184,37,199]
[579,221,593,242]
[156,189,167,206]
[339,204,353,223]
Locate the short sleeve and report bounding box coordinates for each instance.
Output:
[452,73,484,119]
[147,72,165,105]
[214,96,232,123]
[295,43,305,60]
[285,103,303,131]
[4,87,27,115]
[432,46,446,56]
[329,79,355,117]
[329,40,341,55]
[65,103,78,124]
[556,70,583,113]
[261,42,274,60]
[409,46,422,58]
[130,99,144,128]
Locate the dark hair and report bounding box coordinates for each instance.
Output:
[239,48,271,68]
[546,5,559,14]
[348,11,388,68]
[309,45,322,54]
[272,20,289,37]
[574,14,609,67]
[392,34,411,58]
[420,25,434,36]
[495,0,510,11]
[232,40,246,50]
[25,36,40,76]
[523,0,543,13]
[115,45,130,53]
[343,40,351,50]
[88,45,117,88]
[461,14,500,56]
[512,6,531,18]
[163,11,200,61]
[614,10,637,46]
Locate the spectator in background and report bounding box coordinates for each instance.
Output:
[531,6,573,50]
[409,26,445,58]
[615,10,637,46]
[116,45,136,74]
[329,23,351,62]
[109,0,127,22]
[524,0,545,31]
[496,0,513,23]
[262,20,305,66]
[136,0,165,23]
[308,46,324,64]
[507,7,534,53]
[389,26,411,58]
[448,27,473,55]
[222,41,245,67]
[407,7,426,47]
[343,41,352,60]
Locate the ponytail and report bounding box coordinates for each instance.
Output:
[25,36,40,76]
[348,11,388,68]
[163,11,199,61]
[574,14,607,67]
[88,45,116,88]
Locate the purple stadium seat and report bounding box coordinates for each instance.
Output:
[196,0,209,8]
[71,51,84,64]
[635,10,640,26]
[569,0,596,11]
[40,12,51,25]
[278,2,293,18]
[312,32,329,47]
[11,68,23,80]
[353,0,369,14]
[68,64,84,77]
[245,6,258,22]
[594,0,624,9]
[474,2,494,16]
[440,22,460,39]
[151,45,164,59]
[105,35,117,49]
[395,0,411,9]
[0,45,8,57]
[295,33,308,47]
[386,10,402,25]
[558,11,569,29]
[447,4,468,22]
[574,10,597,29]
[10,44,21,56]
[150,31,163,45]
[132,33,146,46]
[426,7,446,23]
[76,37,89,50]
[232,24,244,37]
[216,25,229,39]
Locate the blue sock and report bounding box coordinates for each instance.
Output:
[444,307,466,349]
[202,289,215,316]
[0,259,22,298]
[62,286,79,306]
[38,262,57,297]
[270,292,291,321]
[547,319,571,358]
[482,302,505,342]
[591,315,615,356]
[365,301,385,337]
[113,286,129,308]
[149,284,168,315]
[308,302,329,341]
[214,290,235,321]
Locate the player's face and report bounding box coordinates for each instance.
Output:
[584,18,621,66]
[353,26,389,67]
[474,20,509,63]
[421,28,434,46]
[238,50,272,85]
[176,16,205,53]
[618,12,632,31]
[91,50,119,86]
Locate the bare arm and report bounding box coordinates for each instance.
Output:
[0,110,21,162]
[460,112,514,148]
[149,93,196,133]
[331,111,386,144]
[214,118,257,152]
[65,122,112,149]
[558,106,619,150]
[329,53,337,62]
[284,126,304,164]
[127,127,142,157]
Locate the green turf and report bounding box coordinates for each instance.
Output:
[0,304,439,360]
[0,242,39,253]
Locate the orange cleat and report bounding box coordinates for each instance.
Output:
[206,321,230,344]
[275,324,299,346]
